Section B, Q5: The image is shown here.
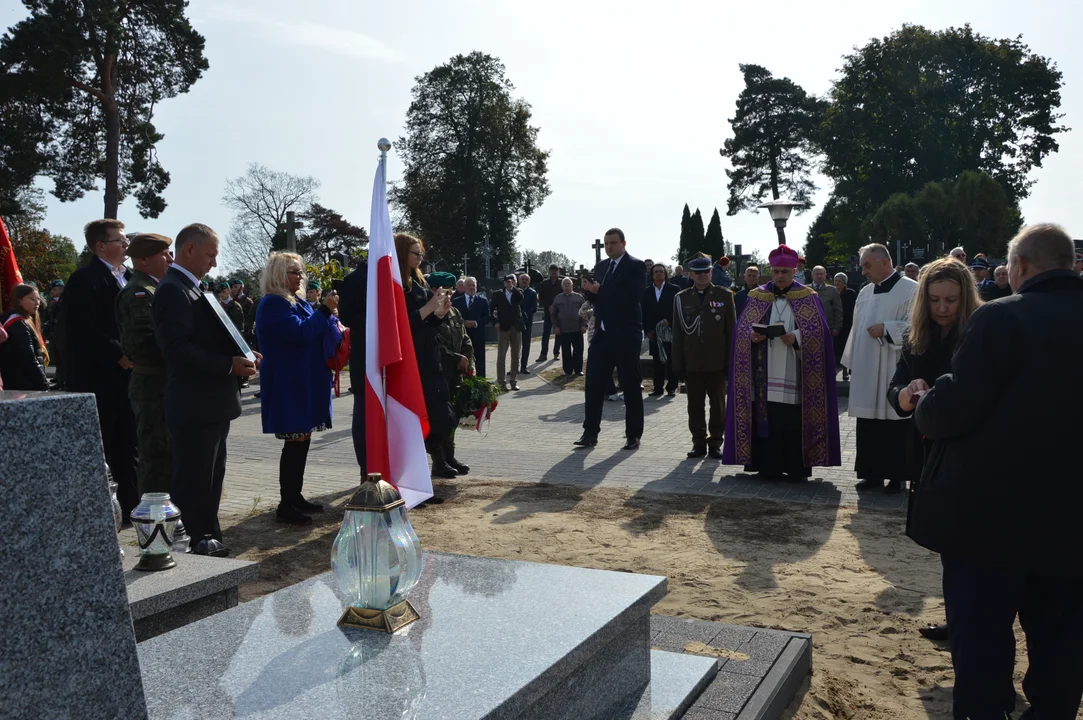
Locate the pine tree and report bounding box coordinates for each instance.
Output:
[677,203,694,262]
[689,209,706,256]
[704,208,725,261]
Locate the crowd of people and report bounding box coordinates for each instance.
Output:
[2,215,1082,717]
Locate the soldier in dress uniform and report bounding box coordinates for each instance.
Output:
[217,282,246,333]
[115,233,175,496]
[672,255,736,459]
[429,272,474,475]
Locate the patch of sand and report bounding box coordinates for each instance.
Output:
[225,479,1052,719]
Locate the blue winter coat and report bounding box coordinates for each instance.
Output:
[256,294,333,435]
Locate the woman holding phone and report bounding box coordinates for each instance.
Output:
[887,256,982,641]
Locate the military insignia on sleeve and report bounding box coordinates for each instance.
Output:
[134,291,146,299]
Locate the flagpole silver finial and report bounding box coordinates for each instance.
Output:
[377,138,392,152]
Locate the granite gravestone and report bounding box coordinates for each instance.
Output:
[0,391,148,718]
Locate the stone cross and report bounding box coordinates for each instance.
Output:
[592,238,604,265]
[278,211,305,253]
[732,244,752,275]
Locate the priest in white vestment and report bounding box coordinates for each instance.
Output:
[841,243,919,494]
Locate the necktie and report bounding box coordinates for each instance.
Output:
[603,260,618,285]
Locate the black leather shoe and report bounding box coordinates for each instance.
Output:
[293,497,324,513]
[622,437,640,451]
[520,367,531,374]
[687,447,707,458]
[918,622,949,641]
[884,478,906,494]
[708,447,723,460]
[431,463,458,479]
[448,458,470,474]
[573,434,598,447]
[855,478,884,492]
[277,503,313,525]
[649,390,664,397]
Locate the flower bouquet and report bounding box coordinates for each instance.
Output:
[453,375,505,432]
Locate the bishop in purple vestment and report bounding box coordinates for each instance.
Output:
[722,245,841,480]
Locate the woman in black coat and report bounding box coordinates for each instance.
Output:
[886,257,981,641]
[833,272,857,377]
[0,283,50,391]
[395,233,457,484]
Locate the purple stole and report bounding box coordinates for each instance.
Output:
[722,282,841,468]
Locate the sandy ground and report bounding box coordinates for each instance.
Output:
[223,479,1056,720]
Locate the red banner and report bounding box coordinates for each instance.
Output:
[0,217,24,311]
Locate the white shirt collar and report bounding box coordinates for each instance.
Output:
[98,256,126,275]
[172,263,202,288]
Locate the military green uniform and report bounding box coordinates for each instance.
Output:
[437,306,474,408]
[671,283,736,452]
[224,298,245,334]
[115,269,172,495]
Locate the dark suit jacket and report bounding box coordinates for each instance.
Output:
[154,266,242,427]
[584,254,647,336]
[489,288,524,331]
[641,282,679,334]
[911,270,1083,573]
[64,258,132,407]
[452,293,490,335]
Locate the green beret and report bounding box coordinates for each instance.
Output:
[307,280,322,290]
[217,282,230,292]
[125,232,173,259]
[228,278,242,287]
[50,279,64,289]
[428,271,457,289]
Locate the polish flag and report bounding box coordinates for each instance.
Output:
[365,154,433,508]
[0,217,23,312]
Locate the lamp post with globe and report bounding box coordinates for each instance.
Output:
[757,199,805,245]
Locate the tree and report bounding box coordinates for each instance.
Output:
[821,24,1066,224]
[298,203,367,265]
[689,209,705,255]
[0,1,208,219]
[703,208,725,261]
[222,163,321,271]
[392,52,551,278]
[676,204,696,263]
[4,186,78,282]
[721,64,825,217]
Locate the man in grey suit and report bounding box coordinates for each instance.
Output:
[811,265,844,343]
[154,224,259,556]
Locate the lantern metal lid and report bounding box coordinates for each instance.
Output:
[345,473,406,513]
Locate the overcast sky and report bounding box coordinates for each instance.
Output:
[4,0,1080,271]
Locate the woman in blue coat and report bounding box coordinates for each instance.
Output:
[256,252,339,525]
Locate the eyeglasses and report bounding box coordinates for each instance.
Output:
[286,269,304,276]
[408,251,424,259]
[102,236,130,246]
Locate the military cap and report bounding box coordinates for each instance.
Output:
[428,271,457,289]
[50,279,65,289]
[228,278,243,287]
[687,257,713,272]
[307,279,322,290]
[125,232,173,259]
[217,282,230,292]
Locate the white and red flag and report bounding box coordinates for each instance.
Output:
[365,152,433,508]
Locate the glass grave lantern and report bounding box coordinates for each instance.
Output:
[130,492,182,571]
[331,473,424,632]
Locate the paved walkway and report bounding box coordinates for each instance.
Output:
[220,345,905,518]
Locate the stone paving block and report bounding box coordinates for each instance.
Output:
[692,671,763,713]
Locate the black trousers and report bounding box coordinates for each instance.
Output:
[98,398,139,516]
[540,308,558,358]
[520,315,534,370]
[650,341,678,393]
[746,401,810,479]
[467,328,487,379]
[583,330,643,439]
[559,332,584,374]
[942,555,1083,720]
[169,422,229,545]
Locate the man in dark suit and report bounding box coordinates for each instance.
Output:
[733,265,760,319]
[575,228,647,449]
[64,218,139,516]
[911,224,1083,719]
[641,263,679,396]
[154,224,258,556]
[489,274,524,391]
[452,277,489,378]
[337,258,367,473]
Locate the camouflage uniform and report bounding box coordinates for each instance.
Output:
[224,298,245,334]
[437,305,475,405]
[115,269,172,495]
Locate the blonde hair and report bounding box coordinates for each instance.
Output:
[908,257,982,356]
[261,252,305,304]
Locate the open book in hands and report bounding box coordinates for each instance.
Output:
[751,323,786,340]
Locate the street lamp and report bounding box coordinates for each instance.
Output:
[757,199,805,245]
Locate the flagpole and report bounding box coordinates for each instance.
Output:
[377,138,392,423]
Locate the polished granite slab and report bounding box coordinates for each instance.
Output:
[628,650,720,719]
[124,551,259,640]
[0,391,148,718]
[138,551,667,719]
